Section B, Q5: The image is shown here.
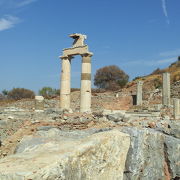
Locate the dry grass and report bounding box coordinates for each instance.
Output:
[127,60,180,90]
[0,99,15,106]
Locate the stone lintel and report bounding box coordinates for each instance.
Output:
[63,45,88,51]
[63,45,90,56]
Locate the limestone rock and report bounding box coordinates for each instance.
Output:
[3,107,25,112]
[0,120,8,127]
[0,130,130,180]
[36,126,56,131]
[14,136,47,154]
[164,135,180,178]
[156,120,180,139]
[44,108,63,115]
[107,113,124,122]
[120,127,180,180]
[14,128,118,154]
[121,128,165,180]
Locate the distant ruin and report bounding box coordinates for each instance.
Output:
[133,72,180,119]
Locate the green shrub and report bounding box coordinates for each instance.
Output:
[39,87,59,98]
[2,89,8,96]
[0,93,5,100]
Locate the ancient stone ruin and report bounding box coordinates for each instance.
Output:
[59,33,93,112]
[0,34,179,180]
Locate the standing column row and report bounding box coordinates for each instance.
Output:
[60,56,71,110]
[80,53,92,112]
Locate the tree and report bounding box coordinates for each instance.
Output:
[7,88,35,100]
[2,89,8,96]
[39,87,59,98]
[94,65,129,90]
[0,93,4,100]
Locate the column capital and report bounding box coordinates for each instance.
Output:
[81,52,93,57]
[60,55,74,60]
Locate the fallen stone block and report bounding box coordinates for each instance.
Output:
[119,127,180,180]
[0,130,130,180]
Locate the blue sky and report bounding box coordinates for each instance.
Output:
[0,0,180,93]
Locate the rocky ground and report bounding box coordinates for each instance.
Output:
[0,88,179,180]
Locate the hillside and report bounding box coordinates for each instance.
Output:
[128,58,180,91]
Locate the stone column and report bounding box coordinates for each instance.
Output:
[35,96,44,112]
[136,81,143,106]
[80,53,92,112]
[60,56,71,110]
[173,98,180,120]
[162,72,171,106]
